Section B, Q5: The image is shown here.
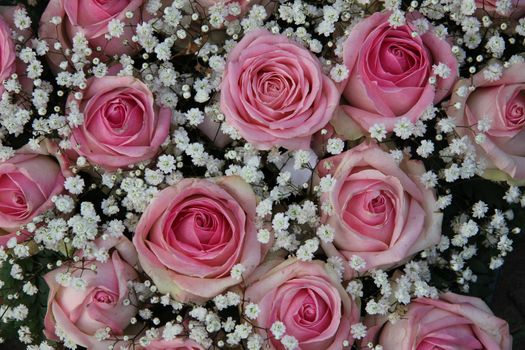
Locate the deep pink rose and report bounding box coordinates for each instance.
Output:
[318,142,442,278]
[39,0,147,72]
[69,75,171,170]
[139,336,205,350]
[448,59,525,182]
[362,292,512,350]
[244,259,360,350]
[475,0,525,18]
[133,176,267,303]
[221,29,340,150]
[0,7,16,96]
[44,237,139,350]
[0,142,69,247]
[340,12,458,134]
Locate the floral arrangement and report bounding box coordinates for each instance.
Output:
[0,0,523,349]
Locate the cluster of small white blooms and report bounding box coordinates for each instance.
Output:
[316,4,341,37]
[361,261,438,321]
[225,146,264,185]
[135,21,159,53]
[120,176,160,214]
[239,5,266,32]
[67,202,101,251]
[296,238,320,261]
[1,304,29,322]
[173,127,224,176]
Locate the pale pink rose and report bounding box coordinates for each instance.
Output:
[244,259,360,350]
[475,0,525,18]
[39,0,147,72]
[0,7,16,96]
[69,75,171,170]
[0,142,69,247]
[133,176,267,303]
[362,292,512,350]
[448,60,525,182]
[139,336,205,350]
[43,237,139,350]
[318,142,442,278]
[221,29,340,150]
[340,12,458,135]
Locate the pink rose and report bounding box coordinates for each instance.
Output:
[340,12,458,134]
[221,29,340,150]
[0,7,16,96]
[362,292,512,350]
[39,0,147,72]
[0,142,69,247]
[475,0,525,18]
[43,237,139,350]
[139,336,205,350]
[133,176,267,303]
[448,59,525,182]
[318,142,442,278]
[69,75,171,170]
[244,259,360,350]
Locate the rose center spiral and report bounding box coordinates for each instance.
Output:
[506,90,525,128]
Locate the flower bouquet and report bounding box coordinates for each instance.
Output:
[0,0,523,349]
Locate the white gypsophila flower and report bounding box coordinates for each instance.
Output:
[326,138,345,155]
[329,64,349,82]
[420,170,438,189]
[270,321,286,340]
[64,175,85,194]
[346,280,364,299]
[230,264,246,280]
[349,255,366,272]
[244,303,260,320]
[483,63,503,81]
[369,123,387,141]
[485,35,505,58]
[393,118,414,139]
[316,224,335,243]
[257,228,271,244]
[432,63,451,79]
[281,335,299,350]
[14,7,31,30]
[416,140,435,158]
[351,323,367,340]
